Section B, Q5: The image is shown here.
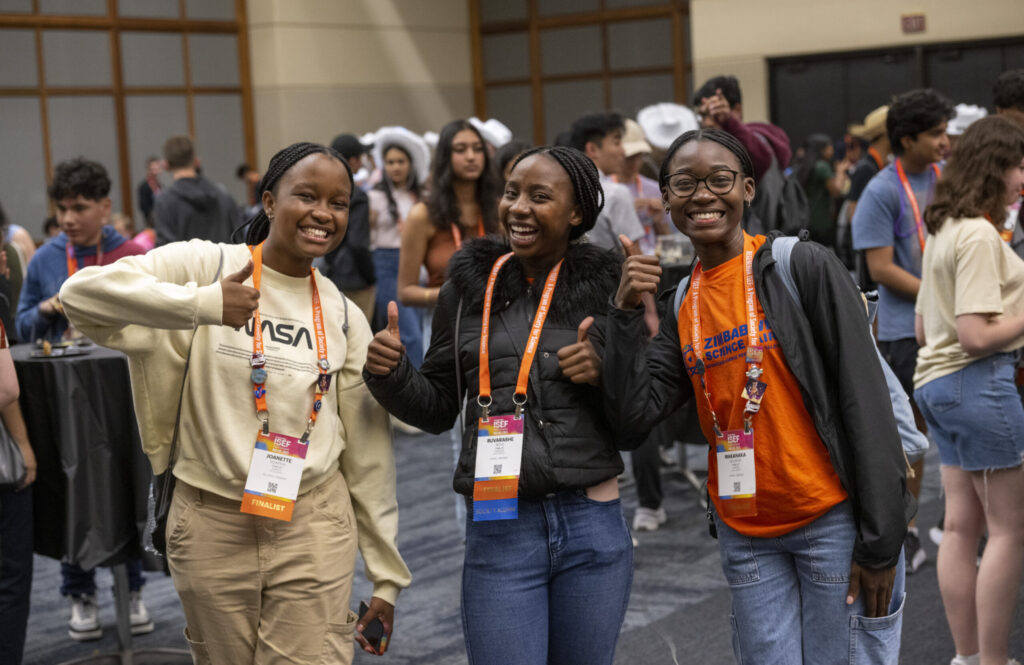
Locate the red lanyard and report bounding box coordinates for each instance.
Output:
[868,147,884,170]
[451,214,484,249]
[685,234,763,436]
[66,242,102,277]
[248,243,329,442]
[477,252,562,418]
[895,159,941,252]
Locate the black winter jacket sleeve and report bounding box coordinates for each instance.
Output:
[363,281,462,435]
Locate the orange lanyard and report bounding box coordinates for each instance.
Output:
[895,159,941,252]
[249,242,329,442]
[477,252,562,419]
[66,242,102,277]
[868,147,884,170]
[451,214,484,249]
[685,234,763,436]
[987,213,1015,244]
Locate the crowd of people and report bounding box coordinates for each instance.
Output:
[0,67,1022,665]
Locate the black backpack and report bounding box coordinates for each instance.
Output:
[745,140,810,237]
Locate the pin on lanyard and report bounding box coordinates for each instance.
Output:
[248,242,329,442]
[66,242,102,277]
[895,159,941,253]
[451,214,485,250]
[477,252,562,419]
[688,235,763,437]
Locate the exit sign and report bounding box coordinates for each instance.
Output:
[902,13,926,33]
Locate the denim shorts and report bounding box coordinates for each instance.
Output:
[915,352,1024,471]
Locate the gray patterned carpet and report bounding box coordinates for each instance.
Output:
[22,432,1024,664]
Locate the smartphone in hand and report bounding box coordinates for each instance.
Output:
[358,601,385,653]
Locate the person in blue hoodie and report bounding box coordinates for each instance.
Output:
[17,158,147,344]
[14,157,153,641]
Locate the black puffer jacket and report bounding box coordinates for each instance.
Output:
[364,237,627,499]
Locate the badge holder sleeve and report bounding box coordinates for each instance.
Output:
[145,247,223,557]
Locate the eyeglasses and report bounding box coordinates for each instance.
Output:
[666,169,739,198]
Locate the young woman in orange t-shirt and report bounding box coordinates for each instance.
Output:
[603,128,911,664]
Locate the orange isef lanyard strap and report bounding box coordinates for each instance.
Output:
[66,242,102,277]
[451,214,485,250]
[868,147,885,170]
[895,159,941,252]
[477,252,563,419]
[249,242,329,442]
[687,235,764,437]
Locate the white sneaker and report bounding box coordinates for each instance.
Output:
[130,590,154,635]
[68,594,102,641]
[632,506,668,532]
[949,655,979,665]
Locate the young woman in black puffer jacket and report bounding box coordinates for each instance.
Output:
[363,146,634,665]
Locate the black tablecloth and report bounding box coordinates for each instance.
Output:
[12,343,156,570]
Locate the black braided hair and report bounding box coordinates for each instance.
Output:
[658,128,755,191]
[235,142,352,245]
[507,146,604,241]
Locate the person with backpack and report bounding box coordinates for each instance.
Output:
[851,88,954,574]
[603,128,911,665]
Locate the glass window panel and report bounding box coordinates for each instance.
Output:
[0,30,37,87]
[485,85,533,145]
[608,19,672,70]
[483,33,529,82]
[185,0,234,21]
[610,74,674,117]
[188,34,239,87]
[0,0,32,13]
[541,26,601,77]
[0,98,48,237]
[47,96,122,215]
[543,79,603,143]
[39,0,106,14]
[538,0,598,16]
[43,30,112,88]
[125,95,188,220]
[192,94,246,205]
[479,0,526,23]
[121,32,185,87]
[118,0,180,18]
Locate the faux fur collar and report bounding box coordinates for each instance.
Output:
[446,236,621,326]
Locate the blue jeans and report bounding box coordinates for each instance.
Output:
[0,486,33,665]
[915,352,1024,471]
[715,501,906,665]
[371,248,423,368]
[461,490,633,665]
[60,559,145,596]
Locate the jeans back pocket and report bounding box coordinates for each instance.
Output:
[848,591,905,664]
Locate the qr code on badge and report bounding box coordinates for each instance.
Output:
[732,482,741,493]
[492,464,502,475]
[267,482,278,494]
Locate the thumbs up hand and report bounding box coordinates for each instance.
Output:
[365,301,407,376]
[614,234,662,310]
[221,259,261,328]
[557,316,601,386]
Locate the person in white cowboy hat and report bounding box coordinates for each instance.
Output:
[469,117,512,155]
[367,127,431,369]
[636,102,700,152]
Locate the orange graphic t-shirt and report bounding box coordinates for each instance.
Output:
[679,234,847,538]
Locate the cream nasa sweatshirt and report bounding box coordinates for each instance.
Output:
[60,239,410,603]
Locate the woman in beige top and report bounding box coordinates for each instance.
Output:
[914,116,1024,665]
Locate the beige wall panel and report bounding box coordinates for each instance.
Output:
[691,0,1024,123]
[247,0,469,30]
[249,25,471,88]
[253,85,472,166]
